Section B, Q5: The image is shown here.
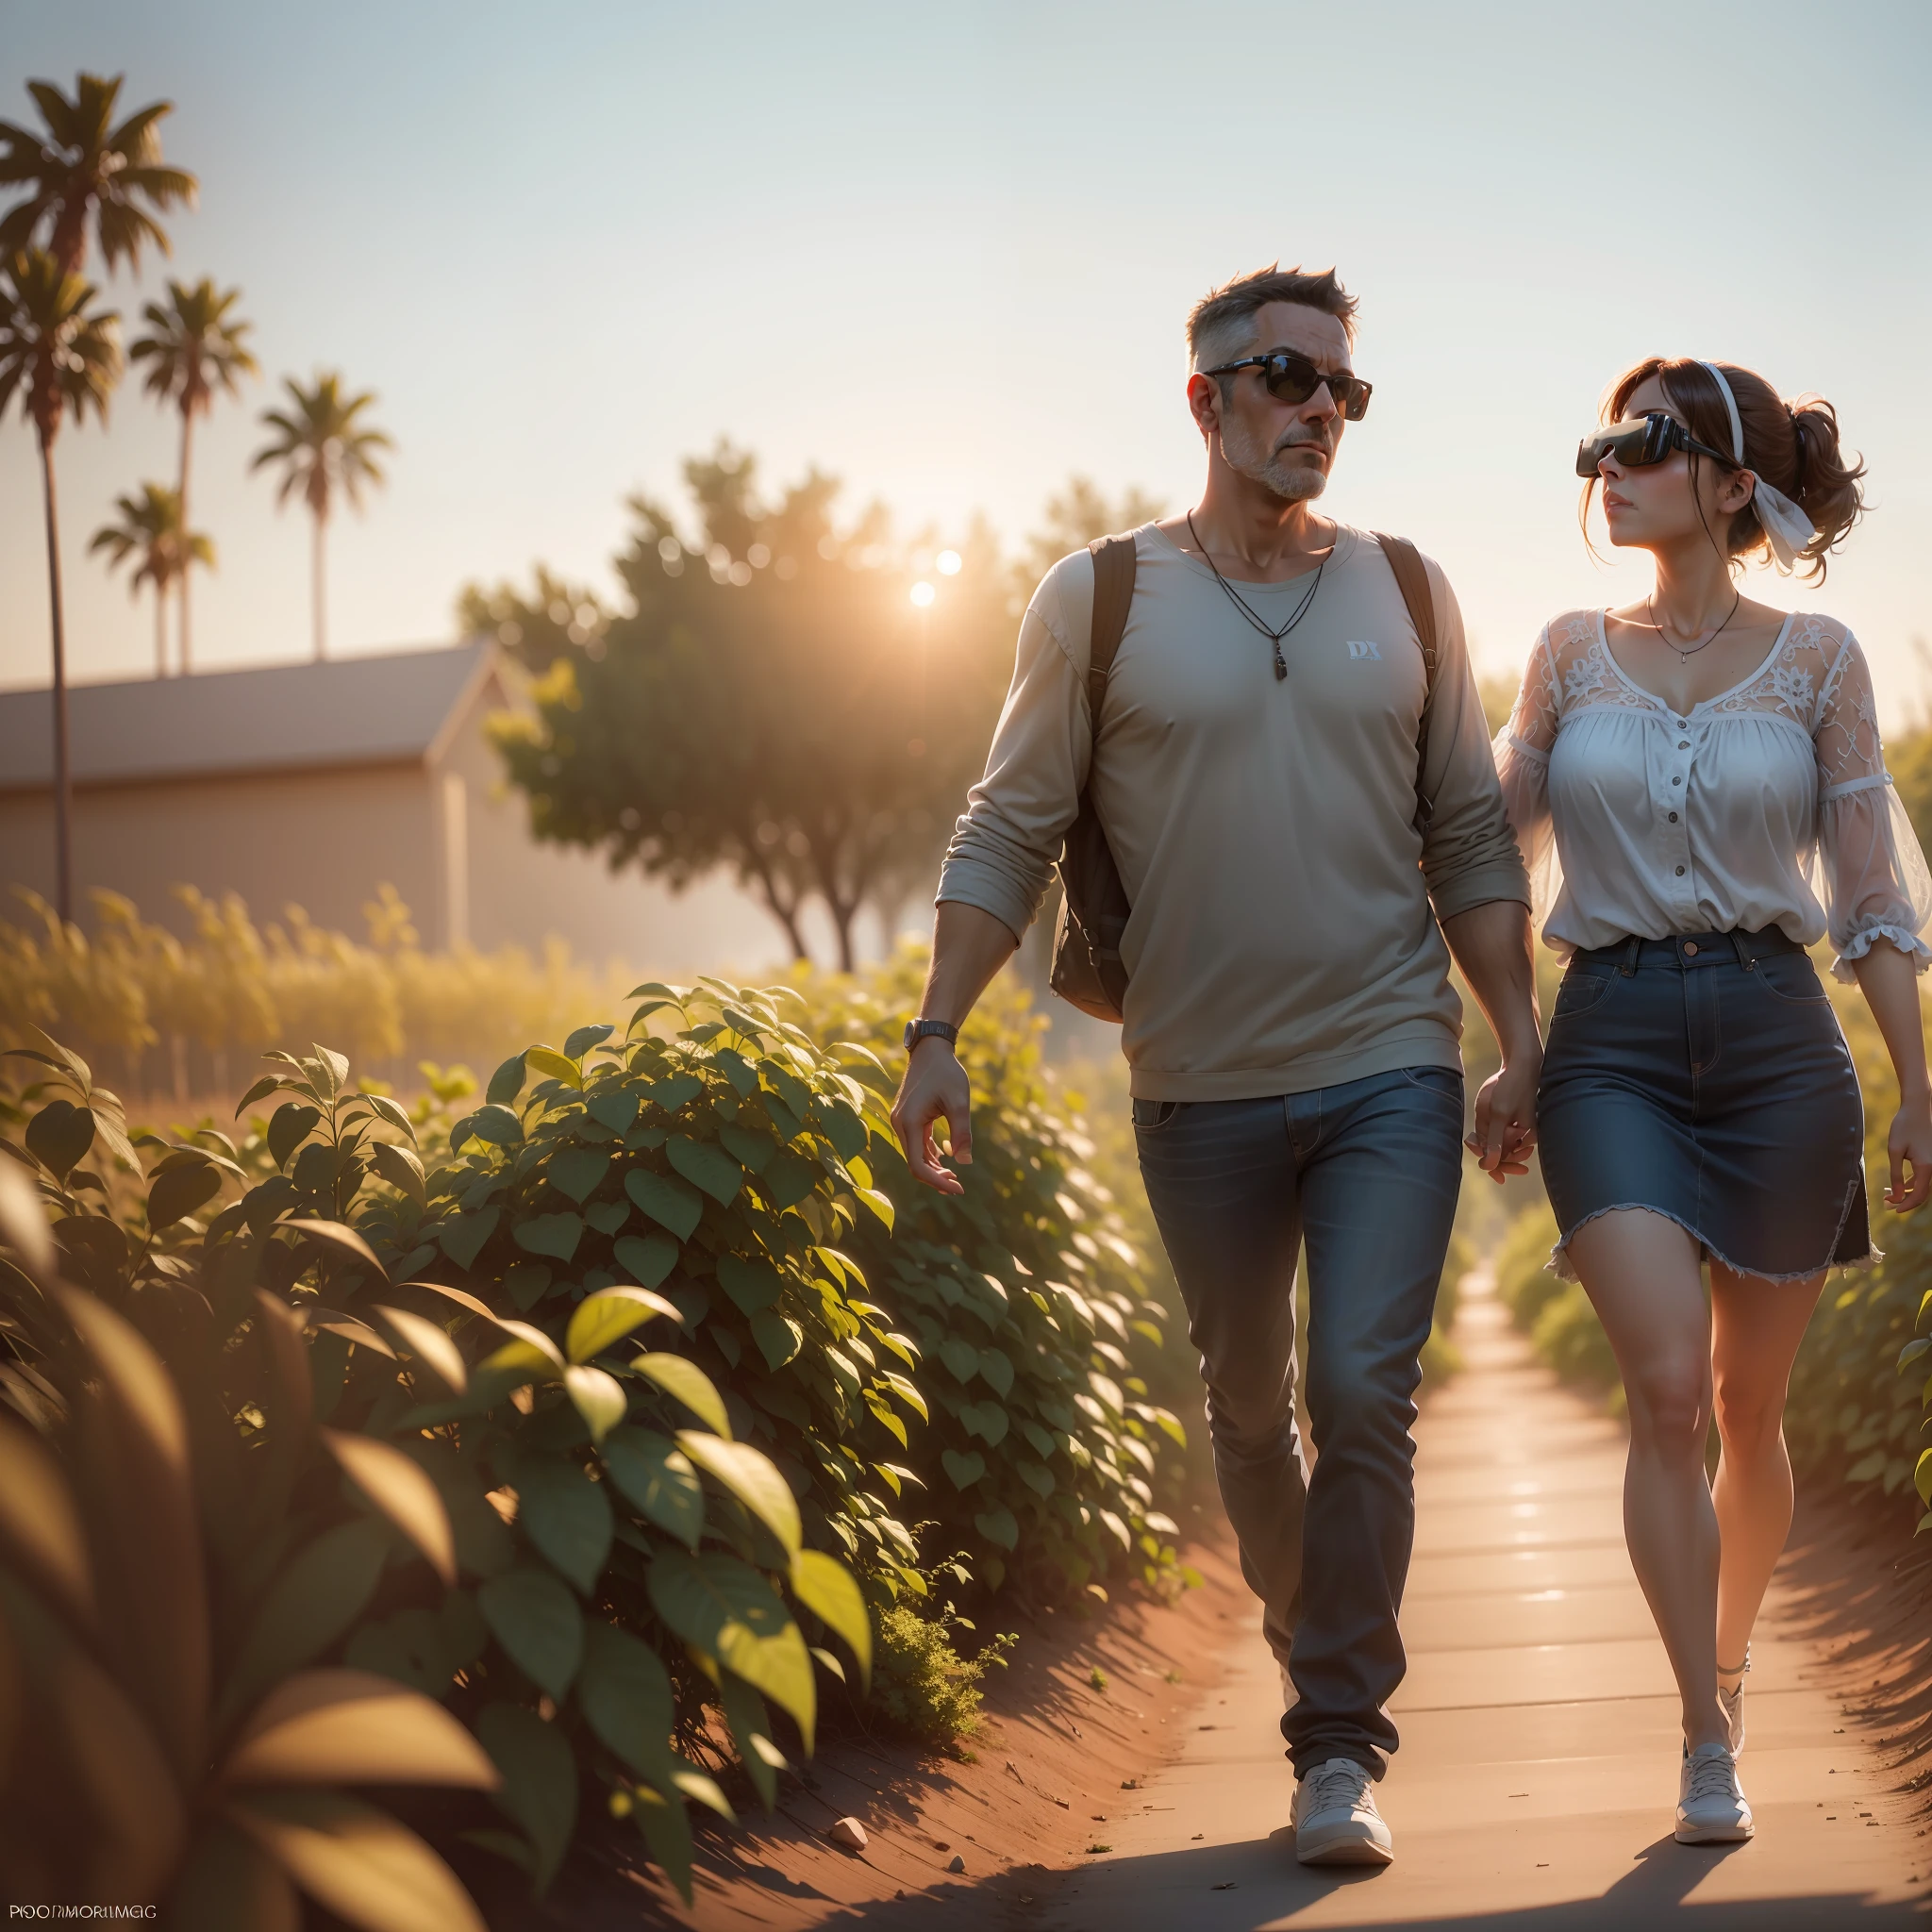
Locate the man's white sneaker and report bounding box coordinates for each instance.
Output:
[1292,1757,1394,1866]
[1675,1741,1754,1844]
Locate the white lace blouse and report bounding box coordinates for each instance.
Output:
[1494,609,1932,980]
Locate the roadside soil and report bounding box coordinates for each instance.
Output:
[474,1531,1254,1931]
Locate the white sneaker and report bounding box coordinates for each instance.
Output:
[1676,1741,1754,1844]
[1292,1757,1394,1866]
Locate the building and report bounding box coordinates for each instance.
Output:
[0,641,790,970]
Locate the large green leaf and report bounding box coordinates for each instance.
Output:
[601,1428,705,1548]
[319,1430,456,1584]
[476,1568,583,1700]
[625,1169,703,1242]
[666,1135,742,1207]
[939,1336,979,1383]
[719,1671,785,1811]
[475,1702,578,1892]
[974,1507,1019,1551]
[148,1158,223,1231]
[940,1448,986,1491]
[511,1455,612,1594]
[612,1230,679,1291]
[216,1517,392,1735]
[631,1353,729,1438]
[564,1364,627,1444]
[646,1551,815,1749]
[513,1213,583,1263]
[747,1307,802,1372]
[790,1549,872,1690]
[715,1252,784,1316]
[576,1621,675,1782]
[225,1789,485,1932]
[485,1054,527,1106]
[547,1146,611,1205]
[587,1087,641,1135]
[976,1347,1015,1398]
[437,1207,499,1271]
[525,1046,580,1086]
[368,1141,425,1205]
[675,1433,800,1558]
[629,1780,694,1905]
[566,1286,679,1365]
[564,1023,615,1059]
[370,1306,465,1395]
[266,1103,320,1173]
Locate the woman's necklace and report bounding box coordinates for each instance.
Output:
[1626,587,1742,662]
[1187,511,1324,681]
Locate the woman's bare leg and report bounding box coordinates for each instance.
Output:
[1709,1266,1825,1690]
[1565,1208,1726,1751]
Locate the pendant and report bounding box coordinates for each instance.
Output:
[1273,644,1288,680]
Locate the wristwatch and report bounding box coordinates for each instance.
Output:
[903,1018,960,1055]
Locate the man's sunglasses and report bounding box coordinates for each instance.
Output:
[1201,350,1373,421]
[1575,411,1740,478]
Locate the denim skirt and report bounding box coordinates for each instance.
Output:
[1538,928,1873,1283]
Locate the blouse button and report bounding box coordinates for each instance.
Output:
[1675,865,1687,876]
[1677,740,1690,750]
[1672,776,1682,786]
[1669,811,1679,823]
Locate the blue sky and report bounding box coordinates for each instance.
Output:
[3,0,1928,712]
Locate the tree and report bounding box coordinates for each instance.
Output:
[129,277,255,670]
[0,72,196,279]
[488,444,1012,970]
[457,565,608,675]
[90,482,211,678]
[1016,475,1166,599]
[251,372,391,658]
[0,249,122,924]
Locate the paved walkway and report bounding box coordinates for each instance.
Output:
[1045,1272,1928,1929]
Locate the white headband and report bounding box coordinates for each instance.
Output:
[1697,360,1818,569]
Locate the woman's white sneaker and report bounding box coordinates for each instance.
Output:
[1292,1757,1394,1866]
[1675,1741,1754,1843]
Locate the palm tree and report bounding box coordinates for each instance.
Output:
[130,279,255,670]
[251,373,391,659]
[0,73,195,280]
[0,249,122,924]
[90,483,211,678]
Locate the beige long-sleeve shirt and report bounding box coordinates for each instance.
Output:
[937,523,1529,1100]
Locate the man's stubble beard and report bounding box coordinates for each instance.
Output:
[1221,417,1330,504]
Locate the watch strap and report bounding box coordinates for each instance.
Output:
[903,1018,960,1053]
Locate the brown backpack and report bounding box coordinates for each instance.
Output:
[1048,530,1442,1023]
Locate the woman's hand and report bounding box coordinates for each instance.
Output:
[1887,1093,1932,1212]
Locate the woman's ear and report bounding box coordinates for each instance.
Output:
[1716,466,1759,516]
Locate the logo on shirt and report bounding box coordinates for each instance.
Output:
[1347,640,1383,661]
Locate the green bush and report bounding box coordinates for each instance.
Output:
[867,1603,1012,1747]
[1495,1200,1562,1331]
[0,1038,500,1924]
[796,952,1189,1607]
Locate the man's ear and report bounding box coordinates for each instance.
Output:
[1187,371,1221,443]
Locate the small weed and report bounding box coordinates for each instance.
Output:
[1164,1668,1183,1684]
[870,1606,1016,1747]
[1089,1667,1108,1691]
[1086,1843,1113,1855]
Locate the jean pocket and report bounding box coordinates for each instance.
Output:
[1553,971,1616,1019]
[1131,1098,1182,1131]
[1752,952,1829,1005]
[1398,1066,1464,1101]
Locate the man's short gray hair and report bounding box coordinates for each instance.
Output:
[1188,264,1358,389]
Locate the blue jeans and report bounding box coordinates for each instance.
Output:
[1132,1066,1465,1779]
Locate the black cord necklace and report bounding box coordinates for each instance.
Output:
[1627,588,1742,662]
[1187,512,1324,681]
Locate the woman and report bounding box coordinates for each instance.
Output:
[1494,356,1932,1845]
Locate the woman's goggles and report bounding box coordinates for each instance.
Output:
[1202,349,1373,421]
[1575,411,1740,478]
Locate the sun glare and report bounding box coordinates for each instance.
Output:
[937,550,962,575]
[909,581,936,608]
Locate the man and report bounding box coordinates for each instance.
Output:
[890,263,1541,1866]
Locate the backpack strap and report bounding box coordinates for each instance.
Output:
[1373,531,1440,832]
[1086,533,1139,724]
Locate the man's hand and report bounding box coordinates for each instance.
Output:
[891,1040,974,1194]
[1467,1052,1540,1184]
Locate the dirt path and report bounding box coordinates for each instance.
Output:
[1043,1270,1930,1929]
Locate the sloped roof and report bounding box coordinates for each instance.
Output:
[0,641,500,791]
